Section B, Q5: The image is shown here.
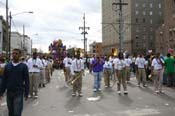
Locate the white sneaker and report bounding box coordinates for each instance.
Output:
[160,90,165,93]
[93,89,97,92]
[78,93,83,97]
[117,91,121,94]
[34,95,38,99]
[72,93,76,97]
[124,91,128,94]
[155,90,159,94]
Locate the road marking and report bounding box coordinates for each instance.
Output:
[116,108,160,116]
[87,96,101,102]
[32,101,39,107]
[73,113,105,116]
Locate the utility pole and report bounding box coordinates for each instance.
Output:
[112,0,128,52]
[79,13,90,56]
[9,11,12,59]
[6,0,9,59]
[23,25,25,55]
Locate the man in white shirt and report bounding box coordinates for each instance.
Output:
[27,52,43,98]
[135,54,147,87]
[113,52,128,94]
[151,53,164,93]
[39,54,47,87]
[70,54,84,97]
[63,54,72,83]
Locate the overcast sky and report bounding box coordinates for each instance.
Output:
[0,0,102,52]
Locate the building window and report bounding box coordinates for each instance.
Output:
[159,12,162,16]
[143,18,146,23]
[143,35,146,40]
[150,19,153,24]
[143,11,146,15]
[136,35,139,39]
[150,3,153,8]
[136,27,139,32]
[136,42,139,47]
[158,3,162,8]
[150,11,153,15]
[135,3,138,7]
[142,3,146,8]
[136,18,138,23]
[143,27,146,32]
[150,27,153,32]
[136,11,139,15]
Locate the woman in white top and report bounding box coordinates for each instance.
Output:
[113,52,128,94]
[151,53,164,93]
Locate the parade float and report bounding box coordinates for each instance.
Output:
[49,39,66,69]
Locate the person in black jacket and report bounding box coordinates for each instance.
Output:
[0,48,29,116]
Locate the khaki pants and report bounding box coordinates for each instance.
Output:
[138,68,146,85]
[125,67,130,81]
[29,72,40,96]
[65,67,71,82]
[103,69,111,87]
[153,69,163,91]
[40,69,46,85]
[116,69,127,91]
[73,72,82,94]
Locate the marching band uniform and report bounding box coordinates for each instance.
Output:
[124,56,132,82]
[114,57,127,94]
[71,56,84,97]
[27,54,43,98]
[135,55,147,87]
[103,58,112,87]
[63,56,72,83]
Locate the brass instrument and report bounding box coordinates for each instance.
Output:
[68,72,81,85]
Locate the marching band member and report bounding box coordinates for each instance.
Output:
[103,56,112,88]
[70,54,84,97]
[63,54,72,84]
[113,52,128,94]
[135,54,147,87]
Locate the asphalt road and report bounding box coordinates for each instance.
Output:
[1,69,175,116]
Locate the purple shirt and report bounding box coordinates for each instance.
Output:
[92,58,104,72]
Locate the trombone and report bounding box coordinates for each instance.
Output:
[68,72,82,85]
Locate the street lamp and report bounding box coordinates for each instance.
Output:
[8,11,34,59]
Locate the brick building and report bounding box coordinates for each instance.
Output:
[102,0,163,55]
[89,41,102,56]
[155,0,175,54]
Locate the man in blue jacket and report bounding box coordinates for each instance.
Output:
[0,48,29,116]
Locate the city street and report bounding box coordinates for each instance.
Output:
[1,70,175,116]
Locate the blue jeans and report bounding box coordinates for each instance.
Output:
[7,91,23,116]
[93,71,103,90]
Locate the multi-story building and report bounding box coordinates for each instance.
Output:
[102,0,164,55]
[89,41,102,56]
[11,32,23,51]
[11,32,32,55]
[155,0,175,54]
[23,35,32,55]
[0,16,8,54]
